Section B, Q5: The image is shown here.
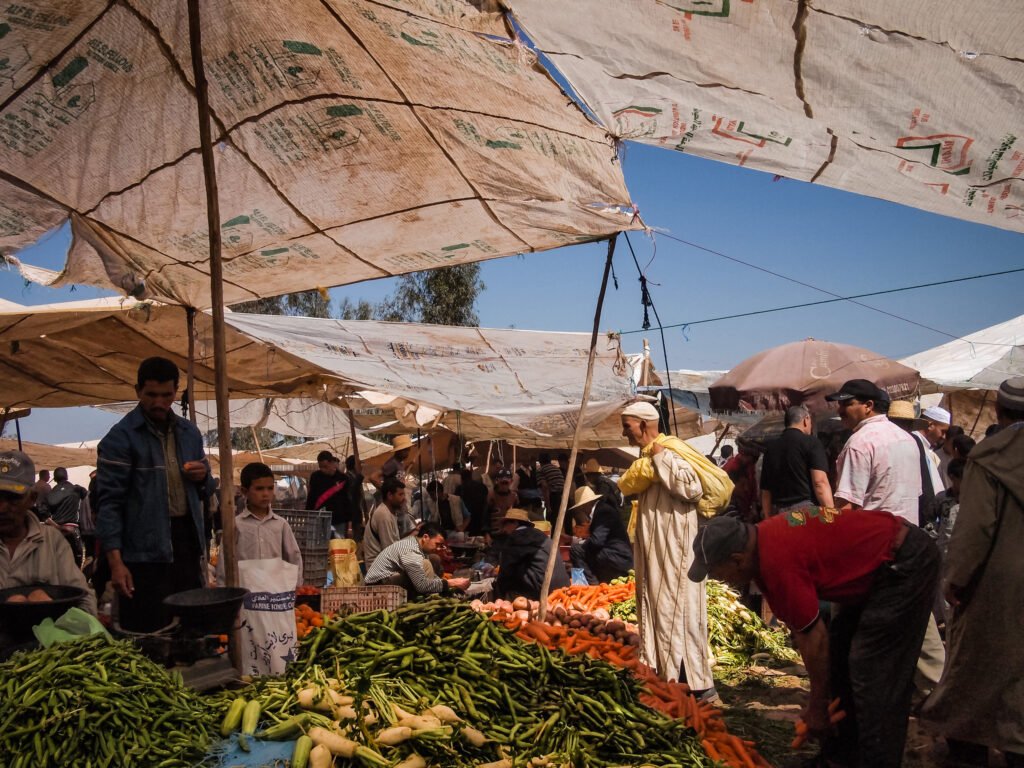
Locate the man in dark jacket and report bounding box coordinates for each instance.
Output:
[568,487,633,584]
[96,357,213,632]
[494,508,568,599]
[38,466,87,567]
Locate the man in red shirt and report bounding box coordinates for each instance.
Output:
[689,510,939,768]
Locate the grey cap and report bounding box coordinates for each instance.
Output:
[997,377,1024,410]
[0,450,36,495]
[687,515,749,582]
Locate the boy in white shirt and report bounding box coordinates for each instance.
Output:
[217,463,302,588]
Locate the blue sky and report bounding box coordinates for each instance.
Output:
[4,141,1022,444]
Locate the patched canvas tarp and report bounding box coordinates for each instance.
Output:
[221,312,642,447]
[0,1,635,307]
[0,298,333,407]
[506,1,1024,233]
[0,298,644,447]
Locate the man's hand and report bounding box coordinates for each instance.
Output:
[183,460,207,483]
[945,582,962,608]
[446,577,471,591]
[801,699,832,736]
[110,561,135,597]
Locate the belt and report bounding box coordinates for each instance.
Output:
[890,519,911,559]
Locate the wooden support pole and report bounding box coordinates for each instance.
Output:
[187,0,238,614]
[186,307,197,425]
[538,235,617,622]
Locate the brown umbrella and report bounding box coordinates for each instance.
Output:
[709,339,920,415]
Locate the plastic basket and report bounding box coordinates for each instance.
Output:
[301,547,329,587]
[278,508,332,551]
[321,585,407,614]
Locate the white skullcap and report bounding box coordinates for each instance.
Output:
[621,401,660,421]
[921,406,951,425]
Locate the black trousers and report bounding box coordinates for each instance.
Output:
[118,517,204,633]
[825,525,940,768]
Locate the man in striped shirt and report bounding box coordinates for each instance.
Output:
[364,523,470,598]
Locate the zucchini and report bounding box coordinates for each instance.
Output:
[237,699,261,752]
[219,696,247,737]
[292,735,314,768]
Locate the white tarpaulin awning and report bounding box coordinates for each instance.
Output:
[221,313,641,447]
[0,0,635,307]
[901,313,1024,392]
[506,1,1024,233]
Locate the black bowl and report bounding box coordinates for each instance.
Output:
[163,587,248,635]
[0,584,88,642]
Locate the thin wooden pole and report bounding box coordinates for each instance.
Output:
[538,235,618,622]
[187,1,237,609]
[250,426,265,463]
[348,411,366,524]
[186,308,197,425]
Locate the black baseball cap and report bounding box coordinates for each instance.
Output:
[825,379,888,404]
[316,450,337,463]
[688,515,749,583]
[0,450,36,495]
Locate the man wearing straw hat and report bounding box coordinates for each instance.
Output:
[568,486,632,585]
[618,400,716,700]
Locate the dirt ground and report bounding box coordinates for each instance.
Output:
[714,663,1000,768]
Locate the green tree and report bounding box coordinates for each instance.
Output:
[232,289,332,318]
[338,297,376,320]
[375,264,484,326]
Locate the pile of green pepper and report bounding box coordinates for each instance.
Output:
[0,634,218,768]
[228,598,715,767]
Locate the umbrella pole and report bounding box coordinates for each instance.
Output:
[251,426,265,463]
[538,234,618,622]
[187,0,239,655]
[186,308,197,425]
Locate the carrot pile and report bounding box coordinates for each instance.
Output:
[294,602,324,638]
[508,616,773,768]
[547,581,635,612]
[792,698,846,748]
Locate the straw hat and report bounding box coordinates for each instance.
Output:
[533,520,552,535]
[569,486,601,511]
[501,508,533,525]
[391,434,413,452]
[581,458,602,474]
[888,400,926,429]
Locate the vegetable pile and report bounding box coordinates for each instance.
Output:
[511,619,772,768]
[220,598,719,767]
[0,633,218,768]
[706,580,797,670]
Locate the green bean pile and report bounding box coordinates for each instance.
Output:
[232,598,715,767]
[0,634,218,768]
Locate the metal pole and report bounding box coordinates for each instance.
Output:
[538,235,618,622]
[15,418,23,451]
[187,0,237,608]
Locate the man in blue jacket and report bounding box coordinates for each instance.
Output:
[96,357,212,632]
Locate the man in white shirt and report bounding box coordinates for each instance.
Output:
[364,523,469,597]
[828,383,944,692]
[827,380,921,523]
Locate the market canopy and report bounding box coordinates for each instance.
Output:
[508,1,1024,233]
[220,313,641,448]
[0,298,333,407]
[0,0,635,308]
[901,313,1024,392]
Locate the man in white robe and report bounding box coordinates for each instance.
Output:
[617,402,715,697]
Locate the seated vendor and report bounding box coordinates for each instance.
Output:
[494,509,569,600]
[364,523,470,599]
[568,487,633,585]
[0,451,96,615]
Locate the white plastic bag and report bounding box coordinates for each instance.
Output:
[238,558,300,676]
